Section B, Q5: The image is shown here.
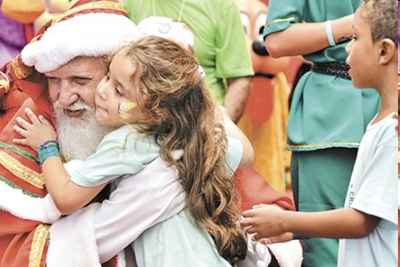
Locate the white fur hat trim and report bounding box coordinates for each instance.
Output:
[21,13,140,73]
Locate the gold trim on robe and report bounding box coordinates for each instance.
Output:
[9,57,33,80]
[0,141,38,162]
[54,1,127,23]
[0,151,44,189]
[29,224,49,267]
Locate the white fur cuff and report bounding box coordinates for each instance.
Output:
[0,180,61,223]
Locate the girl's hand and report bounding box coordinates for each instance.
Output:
[240,204,287,240]
[13,108,57,150]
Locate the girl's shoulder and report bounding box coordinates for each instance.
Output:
[105,125,160,154]
[95,125,142,151]
[95,125,160,165]
[101,124,142,142]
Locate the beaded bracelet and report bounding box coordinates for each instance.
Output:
[38,140,60,165]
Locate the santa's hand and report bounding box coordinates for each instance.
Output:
[240,204,287,240]
[13,108,57,150]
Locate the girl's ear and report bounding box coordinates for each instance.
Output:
[377,38,396,65]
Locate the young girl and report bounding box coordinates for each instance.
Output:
[13,36,253,265]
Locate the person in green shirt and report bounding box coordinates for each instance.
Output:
[263,1,380,267]
[123,0,254,122]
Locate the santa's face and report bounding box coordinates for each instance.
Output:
[45,56,112,160]
[45,56,107,117]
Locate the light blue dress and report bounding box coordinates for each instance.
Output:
[64,124,243,266]
[133,138,243,267]
[133,209,232,267]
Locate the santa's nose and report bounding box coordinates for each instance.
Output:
[59,91,79,109]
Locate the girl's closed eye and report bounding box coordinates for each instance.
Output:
[115,86,125,97]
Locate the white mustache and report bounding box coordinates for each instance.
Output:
[54,100,93,112]
[54,104,111,161]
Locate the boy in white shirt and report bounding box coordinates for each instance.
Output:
[241,0,398,266]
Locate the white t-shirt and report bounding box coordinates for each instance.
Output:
[337,113,398,267]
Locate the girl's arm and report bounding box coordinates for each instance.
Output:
[41,156,105,214]
[265,15,353,58]
[13,108,105,214]
[241,205,380,240]
[219,107,254,167]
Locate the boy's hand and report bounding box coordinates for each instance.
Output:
[13,108,57,150]
[259,232,294,244]
[240,204,288,240]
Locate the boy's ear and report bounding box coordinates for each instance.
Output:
[377,38,396,65]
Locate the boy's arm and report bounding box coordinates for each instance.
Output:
[284,208,380,238]
[241,205,380,240]
[42,156,105,214]
[265,15,353,58]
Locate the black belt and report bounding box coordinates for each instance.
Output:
[311,62,351,80]
[254,72,274,79]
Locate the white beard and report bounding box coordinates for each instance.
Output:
[53,101,112,161]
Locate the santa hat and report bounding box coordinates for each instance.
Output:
[21,1,140,73]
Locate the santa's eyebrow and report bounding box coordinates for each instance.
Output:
[71,75,93,80]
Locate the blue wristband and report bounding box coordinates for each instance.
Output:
[38,141,60,165]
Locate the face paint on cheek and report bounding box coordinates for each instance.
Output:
[118,100,138,119]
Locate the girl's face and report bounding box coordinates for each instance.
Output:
[95,49,145,127]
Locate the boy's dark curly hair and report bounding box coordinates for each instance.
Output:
[362,0,397,42]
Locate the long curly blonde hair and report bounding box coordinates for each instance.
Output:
[123,36,247,264]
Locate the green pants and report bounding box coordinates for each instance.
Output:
[291,148,357,267]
